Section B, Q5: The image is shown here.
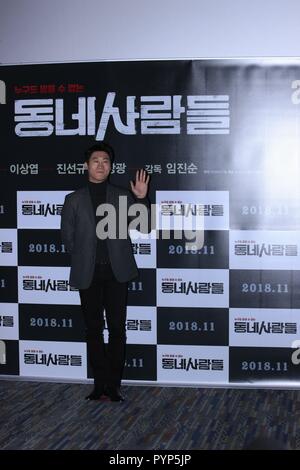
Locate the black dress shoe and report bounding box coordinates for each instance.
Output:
[106,387,125,402]
[85,386,106,400]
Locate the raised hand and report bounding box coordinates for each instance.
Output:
[130,169,150,199]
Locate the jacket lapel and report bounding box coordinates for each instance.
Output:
[82,186,95,224]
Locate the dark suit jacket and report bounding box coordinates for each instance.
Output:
[61,182,150,289]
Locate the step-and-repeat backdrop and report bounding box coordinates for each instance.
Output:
[1,59,300,387]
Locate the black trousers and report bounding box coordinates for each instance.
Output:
[79,262,128,390]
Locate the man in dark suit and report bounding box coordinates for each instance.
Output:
[61,142,150,402]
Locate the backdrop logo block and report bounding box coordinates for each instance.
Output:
[156,191,229,231]
[230,230,300,270]
[103,307,157,344]
[0,340,19,375]
[229,308,299,347]
[19,340,87,379]
[18,266,80,305]
[0,229,18,266]
[111,306,156,345]
[157,268,229,308]
[157,345,229,383]
[130,230,157,269]
[0,303,19,340]
[17,191,72,229]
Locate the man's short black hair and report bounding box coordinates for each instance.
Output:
[84,142,115,164]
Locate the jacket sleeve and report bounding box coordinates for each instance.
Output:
[60,194,76,254]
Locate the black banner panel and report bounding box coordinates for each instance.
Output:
[19,304,85,341]
[1,59,300,387]
[157,307,228,346]
[229,347,300,382]
[18,229,69,267]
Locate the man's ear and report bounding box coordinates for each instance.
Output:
[84,162,88,170]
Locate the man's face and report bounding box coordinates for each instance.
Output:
[87,151,111,183]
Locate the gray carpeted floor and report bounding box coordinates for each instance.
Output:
[0,380,298,450]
